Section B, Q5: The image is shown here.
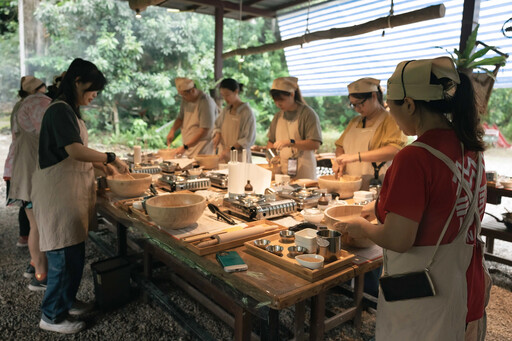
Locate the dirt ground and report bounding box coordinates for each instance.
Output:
[0,130,511,340]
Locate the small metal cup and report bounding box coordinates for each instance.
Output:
[266,245,284,256]
[316,229,341,263]
[279,230,295,243]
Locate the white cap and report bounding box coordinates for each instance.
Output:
[21,76,44,94]
[175,77,194,92]
[387,57,460,101]
[348,77,380,94]
[271,77,298,93]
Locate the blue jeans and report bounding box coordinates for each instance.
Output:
[364,266,383,298]
[41,242,85,323]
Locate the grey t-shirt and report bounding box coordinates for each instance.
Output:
[267,103,322,144]
[177,91,217,130]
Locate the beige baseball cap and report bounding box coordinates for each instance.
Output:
[387,56,460,101]
[175,77,194,92]
[348,77,380,94]
[21,76,44,94]
[271,77,298,93]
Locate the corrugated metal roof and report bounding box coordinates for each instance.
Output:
[277,0,512,97]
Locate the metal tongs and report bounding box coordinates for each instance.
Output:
[208,203,236,225]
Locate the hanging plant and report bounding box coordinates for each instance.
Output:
[437,24,507,77]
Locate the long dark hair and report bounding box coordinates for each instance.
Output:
[270,88,306,105]
[220,78,244,92]
[392,72,485,152]
[56,58,107,118]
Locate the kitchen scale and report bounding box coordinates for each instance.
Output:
[158,161,210,192]
[223,193,296,221]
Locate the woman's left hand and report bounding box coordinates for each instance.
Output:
[339,216,370,240]
[273,139,291,150]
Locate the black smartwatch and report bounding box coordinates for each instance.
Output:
[104,152,116,165]
[290,139,296,145]
[183,144,189,150]
[230,146,236,151]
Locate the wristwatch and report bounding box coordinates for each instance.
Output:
[290,139,296,145]
[183,144,189,150]
[104,152,116,165]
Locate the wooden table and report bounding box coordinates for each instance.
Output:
[486,184,512,205]
[481,218,512,267]
[96,196,382,340]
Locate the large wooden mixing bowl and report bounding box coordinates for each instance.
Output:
[107,173,152,198]
[325,205,374,248]
[145,193,206,230]
[318,175,362,199]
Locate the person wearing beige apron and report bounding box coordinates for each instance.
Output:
[334,78,407,190]
[167,77,216,157]
[213,78,256,162]
[31,59,129,335]
[266,77,322,180]
[9,90,51,291]
[341,57,490,340]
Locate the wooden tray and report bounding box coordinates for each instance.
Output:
[182,220,287,256]
[244,233,355,282]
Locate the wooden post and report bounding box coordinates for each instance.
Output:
[223,4,446,59]
[18,0,26,76]
[214,5,224,82]
[459,0,480,53]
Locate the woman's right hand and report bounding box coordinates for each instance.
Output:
[113,158,129,174]
[331,158,345,179]
[361,200,377,222]
[213,133,221,147]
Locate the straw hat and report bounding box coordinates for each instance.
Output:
[387,57,460,101]
[271,77,298,93]
[348,77,380,94]
[175,77,195,92]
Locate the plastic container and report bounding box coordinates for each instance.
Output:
[91,257,131,311]
[294,228,318,254]
[353,190,374,204]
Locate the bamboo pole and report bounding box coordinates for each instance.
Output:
[223,4,445,59]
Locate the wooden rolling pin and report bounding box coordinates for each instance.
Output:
[196,224,279,248]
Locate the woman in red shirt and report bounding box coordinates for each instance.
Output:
[341,57,489,341]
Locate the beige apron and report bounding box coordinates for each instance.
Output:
[219,104,251,162]
[32,102,96,252]
[275,108,317,179]
[342,113,388,190]
[376,142,489,341]
[182,97,213,158]
[9,108,40,202]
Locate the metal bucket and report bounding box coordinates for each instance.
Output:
[316,229,341,263]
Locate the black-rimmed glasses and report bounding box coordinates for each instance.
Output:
[349,98,367,110]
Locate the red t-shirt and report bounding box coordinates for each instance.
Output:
[377,129,486,322]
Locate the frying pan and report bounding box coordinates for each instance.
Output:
[485,212,512,230]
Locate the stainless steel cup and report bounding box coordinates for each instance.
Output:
[316,229,341,263]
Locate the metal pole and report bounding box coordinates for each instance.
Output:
[18,0,26,76]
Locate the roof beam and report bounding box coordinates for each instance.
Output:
[272,0,311,12]
[223,4,446,59]
[175,0,275,18]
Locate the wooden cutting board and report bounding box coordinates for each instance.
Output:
[244,233,355,282]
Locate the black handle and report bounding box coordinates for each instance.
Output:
[208,203,236,225]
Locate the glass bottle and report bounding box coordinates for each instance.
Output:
[317,193,329,211]
[244,180,254,194]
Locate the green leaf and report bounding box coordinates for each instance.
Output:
[467,46,492,64]
[467,56,507,69]
[462,24,479,59]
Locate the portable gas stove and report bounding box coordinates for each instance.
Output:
[276,186,323,210]
[130,163,162,174]
[207,172,228,189]
[158,161,210,191]
[223,194,296,221]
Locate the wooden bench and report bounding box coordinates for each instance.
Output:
[481,218,512,267]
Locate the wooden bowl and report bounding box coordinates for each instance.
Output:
[324,205,363,229]
[158,149,176,159]
[145,193,206,230]
[107,173,152,198]
[194,154,220,169]
[318,175,362,199]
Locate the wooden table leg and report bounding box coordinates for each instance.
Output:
[486,236,495,254]
[233,305,252,341]
[294,301,306,341]
[117,222,127,256]
[310,292,326,341]
[353,274,364,331]
[260,308,279,341]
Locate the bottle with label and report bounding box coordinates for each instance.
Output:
[317,193,329,211]
[244,180,254,194]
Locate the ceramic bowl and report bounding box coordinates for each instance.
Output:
[107,173,152,198]
[158,148,176,159]
[187,168,203,177]
[324,205,363,229]
[253,239,271,249]
[317,175,362,199]
[279,230,295,243]
[295,254,324,269]
[287,245,307,258]
[194,154,220,169]
[266,245,284,256]
[301,208,324,224]
[145,193,206,230]
[501,179,512,189]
